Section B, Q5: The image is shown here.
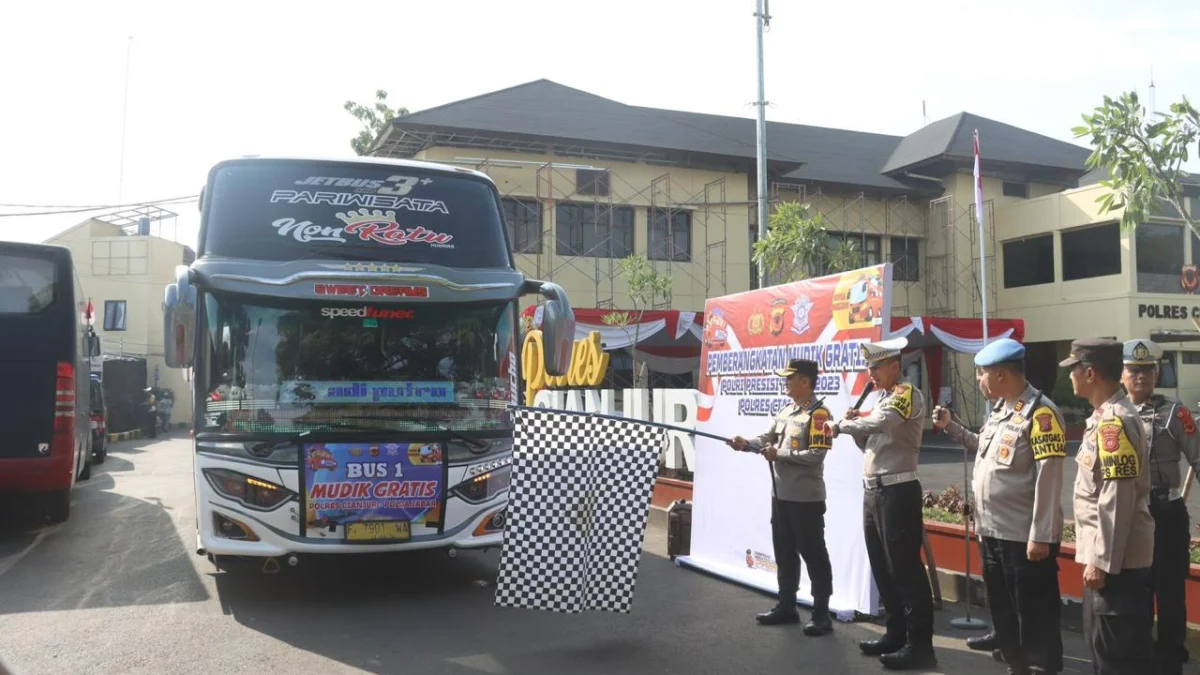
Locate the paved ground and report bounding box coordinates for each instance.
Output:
[919,436,1200,526]
[0,433,1105,675]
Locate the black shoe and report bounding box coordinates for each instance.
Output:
[859,637,905,656]
[966,632,997,651]
[755,606,799,625]
[992,649,1005,663]
[879,645,938,670]
[803,610,833,636]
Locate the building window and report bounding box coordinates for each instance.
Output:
[501,198,542,254]
[829,232,882,267]
[104,300,127,331]
[649,209,691,262]
[1062,223,1121,281]
[1002,182,1028,198]
[1136,222,1184,293]
[1159,351,1179,388]
[1182,351,1200,365]
[1003,235,1054,288]
[889,237,920,282]
[555,203,634,258]
[575,169,610,197]
[91,240,148,276]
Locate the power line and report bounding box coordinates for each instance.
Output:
[0,195,198,218]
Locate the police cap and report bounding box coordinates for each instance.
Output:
[860,337,908,365]
[1123,339,1163,367]
[974,338,1026,367]
[1059,338,1122,369]
[775,358,819,381]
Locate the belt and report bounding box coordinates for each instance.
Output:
[863,470,918,490]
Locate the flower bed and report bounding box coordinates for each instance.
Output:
[921,485,1200,564]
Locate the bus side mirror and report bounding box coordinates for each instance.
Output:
[528,281,575,377]
[163,265,196,369]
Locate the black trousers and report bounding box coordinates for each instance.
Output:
[771,498,833,605]
[1149,497,1191,675]
[1083,567,1155,675]
[978,536,1064,672]
[863,480,934,647]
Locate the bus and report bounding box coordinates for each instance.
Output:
[0,241,100,523]
[162,156,575,572]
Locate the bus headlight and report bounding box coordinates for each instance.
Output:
[203,468,294,511]
[452,465,512,504]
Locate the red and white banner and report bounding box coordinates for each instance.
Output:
[676,265,892,619]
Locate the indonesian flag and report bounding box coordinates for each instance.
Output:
[973,131,984,226]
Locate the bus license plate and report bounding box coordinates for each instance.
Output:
[346,521,410,542]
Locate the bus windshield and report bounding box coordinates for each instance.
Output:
[201,293,516,435]
[200,161,511,268]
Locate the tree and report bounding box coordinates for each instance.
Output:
[344,90,409,156]
[751,201,862,282]
[601,254,673,386]
[1072,91,1200,237]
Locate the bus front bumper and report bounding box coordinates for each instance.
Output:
[199,502,507,559]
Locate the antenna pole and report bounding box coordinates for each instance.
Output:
[118,36,133,205]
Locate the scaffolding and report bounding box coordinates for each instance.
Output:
[463,157,730,315]
[762,185,928,318]
[765,183,998,425]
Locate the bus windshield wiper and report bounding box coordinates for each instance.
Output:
[245,419,492,454]
[331,416,493,452]
[248,430,313,457]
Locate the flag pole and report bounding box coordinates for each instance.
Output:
[951,129,989,631]
[508,405,733,443]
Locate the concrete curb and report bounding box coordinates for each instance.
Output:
[106,429,142,443]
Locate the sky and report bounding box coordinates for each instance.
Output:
[1,0,1197,249]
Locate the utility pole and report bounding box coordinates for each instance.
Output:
[754,0,770,288]
[118,36,133,205]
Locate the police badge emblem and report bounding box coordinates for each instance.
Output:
[769,298,788,335]
[748,312,765,336]
[790,295,815,336]
[1133,342,1151,362]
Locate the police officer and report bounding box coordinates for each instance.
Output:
[1061,338,1156,674]
[729,358,836,636]
[1122,339,1200,675]
[827,337,936,671]
[933,338,1065,674]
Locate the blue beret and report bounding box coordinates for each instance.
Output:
[974,338,1026,367]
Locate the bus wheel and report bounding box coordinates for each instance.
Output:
[47,490,70,524]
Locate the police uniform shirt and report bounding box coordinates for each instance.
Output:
[945,384,1066,543]
[752,401,833,502]
[1073,391,1155,573]
[1132,395,1200,494]
[834,382,925,477]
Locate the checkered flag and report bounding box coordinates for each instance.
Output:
[494,408,668,613]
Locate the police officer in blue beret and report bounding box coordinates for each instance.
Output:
[933,338,1067,674]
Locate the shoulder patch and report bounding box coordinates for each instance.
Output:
[1178,406,1197,436]
[1029,406,1067,461]
[808,408,832,450]
[1096,417,1140,480]
[882,384,914,419]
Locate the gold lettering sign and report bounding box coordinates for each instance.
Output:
[520,330,610,404]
